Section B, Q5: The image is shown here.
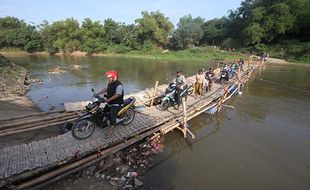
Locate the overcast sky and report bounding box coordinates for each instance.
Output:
[0,0,242,26]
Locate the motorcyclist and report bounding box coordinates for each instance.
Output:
[173,70,186,106]
[230,61,238,76]
[220,63,230,83]
[205,67,215,91]
[96,70,124,136]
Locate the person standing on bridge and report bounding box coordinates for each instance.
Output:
[96,70,124,136]
[195,68,205,98]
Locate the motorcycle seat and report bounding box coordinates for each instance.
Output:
[123,97,135,107]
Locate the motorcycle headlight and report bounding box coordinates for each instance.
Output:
[92,97,99,102]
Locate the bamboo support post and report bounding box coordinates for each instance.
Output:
[180,98,195,139]
[182,98,187,138]
[150,81,159,106]
[237,66,241,92]
[217,88,229,112]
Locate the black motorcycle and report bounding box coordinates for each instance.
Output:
[71,88,136,139]
[219,70,229,83]
[160,82,193,110]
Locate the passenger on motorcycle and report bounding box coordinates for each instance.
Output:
[96,70,124,136]
[173,70,187,106]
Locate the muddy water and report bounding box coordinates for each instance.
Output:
[5,55,310,189]
[7,55,209,111]
[142,63,310,190]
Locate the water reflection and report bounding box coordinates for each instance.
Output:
[142,63,310,190]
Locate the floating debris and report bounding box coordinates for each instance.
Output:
[81,136,165,189]
[48,66,66,74]
[69,64,82,69]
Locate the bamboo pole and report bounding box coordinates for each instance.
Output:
[182,98,187,138]
[0,114,78,133]
[0,117,77,137]
[237,65,241,92]
[0,110,66,123]
[150,81,159,106]
[216,88,229,112]
[222,104,235,109]
[0,112,77,129]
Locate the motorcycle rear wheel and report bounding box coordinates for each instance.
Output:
[121,108,135,125]
[72,119,96,139]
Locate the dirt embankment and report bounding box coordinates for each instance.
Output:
[0,53,29,98]
[267,58,289,64]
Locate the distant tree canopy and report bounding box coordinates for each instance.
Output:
[0,0,309,54]
[0,16,43,52]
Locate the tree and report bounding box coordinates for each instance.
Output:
[170,14,204,50]
[135,11,174,48]
[0,16,43,52]
[201,18,228,45]
[80,18,105,53]
[243,22,264,45]
[48,18,81,52]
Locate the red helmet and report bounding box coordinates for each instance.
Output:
[105,70,118,80]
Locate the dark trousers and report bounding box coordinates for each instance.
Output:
[104,105,121,125]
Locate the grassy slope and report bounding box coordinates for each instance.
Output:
[124,47,247,62]
[240,40,310,64]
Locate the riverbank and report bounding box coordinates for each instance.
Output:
[0,53,29,98]
[2,44,309,64]
[1,47,247,62]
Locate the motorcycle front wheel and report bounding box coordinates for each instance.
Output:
[72,119,96,139]
[187,86,194,95]
[161,99,170,110]
[121,108,135,125]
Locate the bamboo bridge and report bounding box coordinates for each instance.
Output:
[0,60,262,189]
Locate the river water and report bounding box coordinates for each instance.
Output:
[6,55,310,189]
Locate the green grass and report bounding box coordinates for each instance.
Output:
[122,47,247,62]
[240,40,310,64]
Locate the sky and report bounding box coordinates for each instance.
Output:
[0,0,242,26]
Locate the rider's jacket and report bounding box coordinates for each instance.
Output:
[107,80,124,105]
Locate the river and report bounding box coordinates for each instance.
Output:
[5,55,310,190]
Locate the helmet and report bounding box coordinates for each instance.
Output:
[105,70,118,81]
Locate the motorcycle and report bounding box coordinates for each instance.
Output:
[71,88,136,139]
[160,82,193,110]
[219,70,229,83]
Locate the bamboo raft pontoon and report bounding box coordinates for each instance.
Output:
[0,60,261,189]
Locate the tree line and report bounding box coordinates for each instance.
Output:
[0,0,309,54]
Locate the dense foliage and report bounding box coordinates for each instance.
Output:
[0,0,309,61]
